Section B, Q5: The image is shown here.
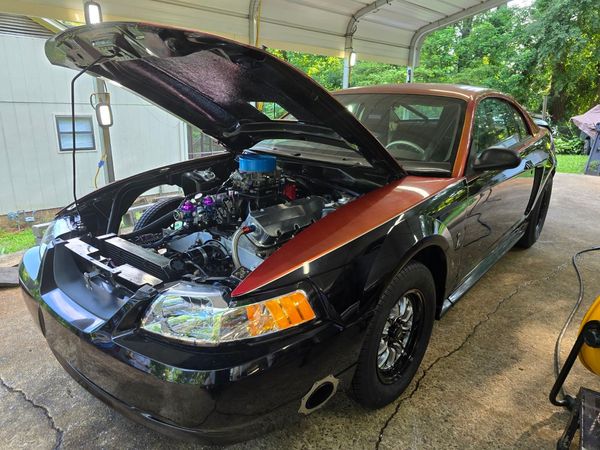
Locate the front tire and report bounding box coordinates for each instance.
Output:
[517,176,553,249]
[133,196,184,232]
[351,261,436,409]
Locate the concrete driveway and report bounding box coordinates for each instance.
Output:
[1,173,600,449]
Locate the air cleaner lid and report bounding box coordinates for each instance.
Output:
[239,154,276,173]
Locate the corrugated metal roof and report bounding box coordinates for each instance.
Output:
[0,13,53,38]
[0,0,507,64]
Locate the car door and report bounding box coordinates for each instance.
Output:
[459,97,536,276]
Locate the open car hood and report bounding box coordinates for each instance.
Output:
[45,22,402,178]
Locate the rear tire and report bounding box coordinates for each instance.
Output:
[133,196,183,232]
[517,176,553,249]
[351,261,436,409]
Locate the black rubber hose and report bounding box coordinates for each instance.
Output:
[140,229,183,248]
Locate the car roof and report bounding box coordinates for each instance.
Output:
[333,83,496,102]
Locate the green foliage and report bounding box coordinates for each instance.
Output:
[0,229,35,255]
[267,49,408,90]
[527,0,600,121]
[268,1,598,123]
[418,1,599,119]
[554,135,584,154]
[269,49,343,90]
[415,6,544,111]
[350,61,405,86]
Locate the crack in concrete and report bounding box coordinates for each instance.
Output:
[0,375,64,450]
[374,262,568,450]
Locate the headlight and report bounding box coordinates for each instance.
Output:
[39,217,74,257]
[141,283,316,345]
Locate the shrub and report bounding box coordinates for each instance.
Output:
[554,134,584,155]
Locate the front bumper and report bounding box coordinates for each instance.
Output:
[19,247,361,444]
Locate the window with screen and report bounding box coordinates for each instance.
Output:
[55,116,95,151]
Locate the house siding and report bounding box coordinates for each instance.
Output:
[0,33,187,215]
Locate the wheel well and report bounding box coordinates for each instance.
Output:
[411,245,447,318]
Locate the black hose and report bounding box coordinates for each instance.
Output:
[553,246,600,405]
[140,228,184,248]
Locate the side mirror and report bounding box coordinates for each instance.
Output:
[533,117,551,132]
[472,147,521,171]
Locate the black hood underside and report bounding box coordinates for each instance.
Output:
[45,22,402,177]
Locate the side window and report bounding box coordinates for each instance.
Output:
[471,98,524,159]
[511,107,531,141]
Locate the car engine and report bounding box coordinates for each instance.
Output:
[94,154,355,288]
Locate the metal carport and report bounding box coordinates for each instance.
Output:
[1,0,507,86]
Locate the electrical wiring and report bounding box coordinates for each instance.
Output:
[94,150,107,188]
[553,245,600,406]
[69,55,106,218]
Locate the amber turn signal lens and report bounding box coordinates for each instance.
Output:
[246,290,315,337]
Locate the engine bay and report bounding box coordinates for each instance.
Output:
[72,153,368,292]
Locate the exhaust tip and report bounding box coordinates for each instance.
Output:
[299,375,339,415]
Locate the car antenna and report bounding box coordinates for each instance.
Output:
[69,56,106,223]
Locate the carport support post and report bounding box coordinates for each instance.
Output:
[342,49,352,89]
[249,0,261,46]
[95,78,116,184]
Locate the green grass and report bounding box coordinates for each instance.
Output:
[0,228,36,255]
[556,154,588,174]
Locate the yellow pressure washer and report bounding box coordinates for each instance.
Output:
[550,246,600,449]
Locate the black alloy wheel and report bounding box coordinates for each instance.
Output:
[376,289,424,385]
[352,261,435,409]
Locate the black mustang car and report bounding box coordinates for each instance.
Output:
[19,22,555,444]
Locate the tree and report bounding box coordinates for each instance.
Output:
[527,0,600,121]
[415,6,544,111]
[269,49,343,90]
[268,0,599,122]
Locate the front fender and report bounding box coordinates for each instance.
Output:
[361,214,455,312]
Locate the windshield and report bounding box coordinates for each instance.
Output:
[334,93,466,174]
